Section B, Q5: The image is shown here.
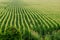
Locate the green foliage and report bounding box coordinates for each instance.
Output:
[52,31,60,40]
[0,27,21,40]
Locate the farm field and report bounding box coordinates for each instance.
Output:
[0,0,60,40]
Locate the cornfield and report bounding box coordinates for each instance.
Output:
[0,0,60,40]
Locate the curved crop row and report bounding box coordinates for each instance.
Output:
[0,7,60,40]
